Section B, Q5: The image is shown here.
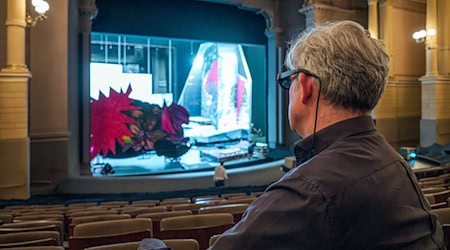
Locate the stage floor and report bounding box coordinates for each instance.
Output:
[90,146,270,177]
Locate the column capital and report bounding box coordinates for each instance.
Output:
[79,0,98,20]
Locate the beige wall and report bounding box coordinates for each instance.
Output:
[375,0,425,147]
[0,2,5,68]
[392,6,426,77]
[28,0,70,194]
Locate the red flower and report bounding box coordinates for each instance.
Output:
[90,86,139,160]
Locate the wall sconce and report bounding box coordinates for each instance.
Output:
[412,28,436,43]
[26,0,50,27]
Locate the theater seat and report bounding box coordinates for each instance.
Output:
[164,238,199,250]
[0,231,61,248]
[198,204,249,223]
[159,213,234,250]
[84,239,199,250]
[6,247,64,250]
[84,241,140,250]
[136,210,192,238]
[69,218,152,250]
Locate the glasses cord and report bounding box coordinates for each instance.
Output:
[307,81,322,160]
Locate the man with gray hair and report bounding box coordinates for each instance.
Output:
[210,21,444,249]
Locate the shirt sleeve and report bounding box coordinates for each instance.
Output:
[209,176,331,250]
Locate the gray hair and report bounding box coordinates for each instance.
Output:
[284,20,390,113]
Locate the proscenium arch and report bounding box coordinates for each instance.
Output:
[79,0,276,174]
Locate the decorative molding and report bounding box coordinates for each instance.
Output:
[29,131,70,142]
[392,0,425,13]
[79,0,98,20]
[299,3,363,15]
[197,0,274,30]
[298,3,315,15]
[387,78,423,86]
[380,0,425,12]
[420,75,450,84]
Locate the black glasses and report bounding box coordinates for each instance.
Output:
[277,68,321,89]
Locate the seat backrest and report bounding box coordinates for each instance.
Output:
[136,211,193,221]
[219,197,256,205]
[69,214,131,236]
[0,213,13,223]
[120,207,167,217]
[84,241,140,250]
[160,213,234,250]
[227,195,256,200]
[419,179,447,188]
[0,231,60,246]
[67,202,98,208]
[67,207,107,214]
[0,224,59,235]
[198,204,249,223]
[160,198,191,206]
[99,201,129,207]
[432,207,450,224]
[6,246,64,250]
[13,214,64,223]
[0,238,59,248]
[209,234,221,248]
[131,200,160,206]
[163,239,199,250]
[221,192,248,199]
[0,220,64,243]
[429,190,450,203]
[171,203,206,214]
[160,213,233,230]
[69,210,118,220]
[73,218,152,237]
[192,195,222,202]
[136,210,192,238]
[69,230,151,250]
[71,214,131,226]
[422,187,447,194]
[425,194,436,205]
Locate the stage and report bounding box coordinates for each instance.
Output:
[56,159,286,194]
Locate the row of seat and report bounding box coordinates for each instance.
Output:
[0,191,258,249]
[418,171,450,248]
[68,214,233,250]
[0,214,232,249]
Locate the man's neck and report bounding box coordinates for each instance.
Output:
[302,104,364,138]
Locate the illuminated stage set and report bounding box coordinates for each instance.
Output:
[90,42,271,177]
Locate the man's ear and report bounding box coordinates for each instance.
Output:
[299,73,313,104]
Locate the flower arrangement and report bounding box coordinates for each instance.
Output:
[90,85,190,161]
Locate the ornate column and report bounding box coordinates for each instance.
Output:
[372,0,399,147]
[78,0,97,175]
[0,0,31,199]
[425,0,438,76]
[437,0,449,75]
[367,0,379,38]
[3,0,28,72]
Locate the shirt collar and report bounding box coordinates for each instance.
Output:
[293,115,376,165]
